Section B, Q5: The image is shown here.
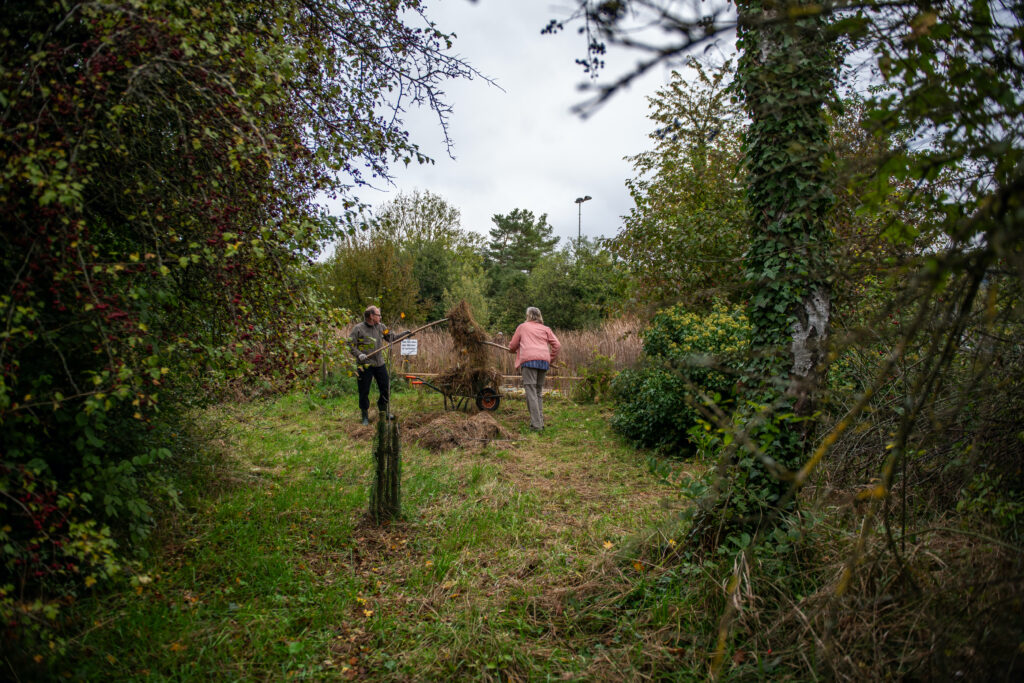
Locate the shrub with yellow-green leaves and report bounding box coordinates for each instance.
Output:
[611,302,750,452]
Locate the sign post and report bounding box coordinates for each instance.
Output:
[400,339,418,356]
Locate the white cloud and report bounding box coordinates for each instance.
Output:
[323,0,679,251]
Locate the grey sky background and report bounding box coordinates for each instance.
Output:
[323,1,725,253]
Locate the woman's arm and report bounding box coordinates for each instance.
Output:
[548,328,561,361]
[508,326,522,352]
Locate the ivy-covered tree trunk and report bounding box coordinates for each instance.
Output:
[734,0,839,522]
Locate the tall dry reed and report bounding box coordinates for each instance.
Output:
[332,317,644,393]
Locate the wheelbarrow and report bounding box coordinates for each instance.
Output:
[404,374,501,412]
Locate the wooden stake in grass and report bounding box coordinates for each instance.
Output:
[370,416,401,523]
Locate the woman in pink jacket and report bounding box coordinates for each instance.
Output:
[508,307,561,431]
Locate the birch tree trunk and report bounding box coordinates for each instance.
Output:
[734,0,839,521]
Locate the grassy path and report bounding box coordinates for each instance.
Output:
[59,388,700,681]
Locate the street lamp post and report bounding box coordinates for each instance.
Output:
[574,195,592,242]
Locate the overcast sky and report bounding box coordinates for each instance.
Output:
[322,0,721,254]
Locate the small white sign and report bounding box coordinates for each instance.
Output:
[400,338,418,356]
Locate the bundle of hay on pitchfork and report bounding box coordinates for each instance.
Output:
[403,300,504,412]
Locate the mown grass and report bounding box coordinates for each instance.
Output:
[51,385,706,681]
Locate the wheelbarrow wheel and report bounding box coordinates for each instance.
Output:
[476,387,500,411]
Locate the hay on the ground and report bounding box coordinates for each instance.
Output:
[406,411,513,453]
[342,411,513,453]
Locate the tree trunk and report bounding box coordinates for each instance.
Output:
[735,0,838,522]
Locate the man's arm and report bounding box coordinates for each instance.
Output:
[384,328,411,342]
[350,326,369,363]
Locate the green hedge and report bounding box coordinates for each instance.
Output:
[611,303,750,453]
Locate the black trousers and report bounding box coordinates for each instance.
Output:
[357,364,390,412]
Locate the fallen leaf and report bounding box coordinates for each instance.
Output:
[603,541,613,550]
[363,609,373,617]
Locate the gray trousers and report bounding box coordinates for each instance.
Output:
[521,366,547,429]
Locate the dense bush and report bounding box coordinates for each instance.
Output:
[1,463,130,655]
[611,302,749,452]
[1,0,473,658]
[570,354,617,403]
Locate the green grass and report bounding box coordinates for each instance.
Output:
[49,386,711,681]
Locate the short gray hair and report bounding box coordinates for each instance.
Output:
[364,305,380,321]
[525,306,543,323]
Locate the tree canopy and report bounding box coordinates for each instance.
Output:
[318,190,486,323]
[484,208,560,331]
[613,59,746,310]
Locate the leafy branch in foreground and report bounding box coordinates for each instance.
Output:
[560,0,1024,678]
[1,0,477,658]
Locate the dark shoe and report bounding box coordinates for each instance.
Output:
[386,413,396,421]
[360,410,369,425]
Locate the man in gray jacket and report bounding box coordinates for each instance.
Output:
[350,305,408,424]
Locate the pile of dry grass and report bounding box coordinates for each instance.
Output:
[446,299,489,358]
[405,411,513,453]
[344,410,514,453]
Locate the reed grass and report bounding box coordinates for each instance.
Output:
[332,317,643,396]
